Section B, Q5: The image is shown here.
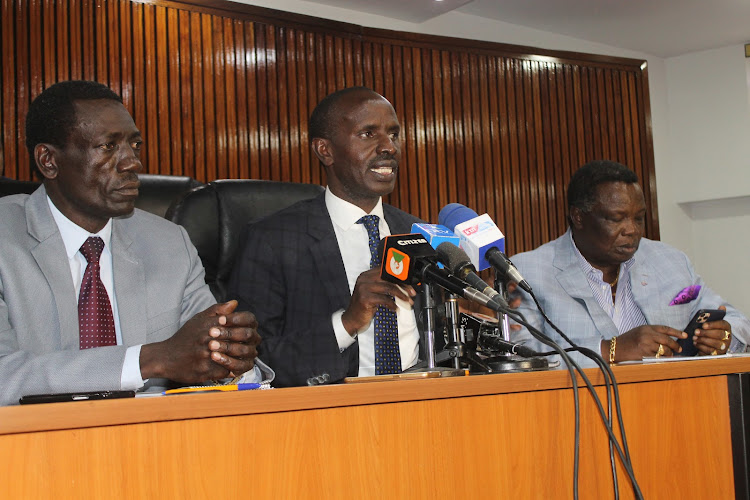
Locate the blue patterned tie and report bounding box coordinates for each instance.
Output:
[357,215,402,375]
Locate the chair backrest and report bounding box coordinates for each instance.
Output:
[0,174,202,218]
[0,178,40,197]
[166,179,325,301]
[135,174,204,218]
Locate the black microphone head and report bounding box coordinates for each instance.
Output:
[380,233,438,286]
[435,241,475,278]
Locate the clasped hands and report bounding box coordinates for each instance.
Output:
[140,300,261,383]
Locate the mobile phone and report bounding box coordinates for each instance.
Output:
[677,309,726,357]
[19,390,135,405]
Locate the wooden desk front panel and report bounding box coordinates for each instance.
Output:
[0,375,732,499]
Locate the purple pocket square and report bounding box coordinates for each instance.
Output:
[669,285,701,305]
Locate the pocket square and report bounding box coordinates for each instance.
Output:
[669,285,701,305]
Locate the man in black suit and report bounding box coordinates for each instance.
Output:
[229,87,423,387]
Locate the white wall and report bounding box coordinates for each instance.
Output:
[238,1,748,314]
[664,45,750,315]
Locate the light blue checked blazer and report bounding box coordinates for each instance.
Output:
[509,229,750,368]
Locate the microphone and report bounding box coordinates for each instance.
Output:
[479,333,538,358]
[379,233,505,312]
[435,241,509,310]
[410,222,460,269]
[439,203,532,293]
[459,312,536,357]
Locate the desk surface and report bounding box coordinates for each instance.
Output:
[2,355,748,435]
[2,357,747,499]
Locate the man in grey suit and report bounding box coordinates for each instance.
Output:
[509,160,750,366]
[0,80,263,405]
[229,87,424,387]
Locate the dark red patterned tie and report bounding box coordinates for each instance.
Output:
[78,236,116,349]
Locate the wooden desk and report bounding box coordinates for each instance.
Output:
[2,357,748,499]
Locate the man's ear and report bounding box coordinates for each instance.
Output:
[34,144,59,180]
[569,207,584,230]
[311,138,334,167]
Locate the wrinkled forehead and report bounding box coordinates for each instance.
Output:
[70,99,138,139]
[592,181,645,210]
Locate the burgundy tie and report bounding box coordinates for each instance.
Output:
[78,236,116,349]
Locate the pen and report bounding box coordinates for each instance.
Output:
[163,383,261,395]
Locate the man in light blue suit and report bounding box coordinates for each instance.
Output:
[0,81,266,405]
[509,160,749,367]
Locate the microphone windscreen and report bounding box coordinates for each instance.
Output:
[438,203,480,231]
[435,241,472,274]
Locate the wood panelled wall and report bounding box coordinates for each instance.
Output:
[0,0,658,252]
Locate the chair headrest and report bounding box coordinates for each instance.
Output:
[167,179,325,300]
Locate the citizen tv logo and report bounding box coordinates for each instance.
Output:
[397,237,428,246]
[385,248,410,281]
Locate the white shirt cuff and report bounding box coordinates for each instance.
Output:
[121,344,146,390]
[332,309,357,352]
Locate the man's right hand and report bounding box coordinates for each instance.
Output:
[341,268,416,337]
[139,300,260,383]
[605,324,687,362]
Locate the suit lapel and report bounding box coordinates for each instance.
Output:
[307,195,351,309]
[383,204,416,234]
[554,233,619,339]
[26,187,79,350]
[111,218,149,346]
[629,257,664,325]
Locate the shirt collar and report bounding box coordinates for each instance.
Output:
[325,187,385,231]
[47,196,113,259]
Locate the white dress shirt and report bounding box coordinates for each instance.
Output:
[48,197,145,390]
[325,188,420,376]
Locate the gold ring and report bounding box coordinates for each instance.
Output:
[711,349,718,356]
[656,344,664,358]
[723,330,731,341]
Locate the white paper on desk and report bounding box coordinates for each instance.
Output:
[641,352,750,363]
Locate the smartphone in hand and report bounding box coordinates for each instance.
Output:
[677,309,726,357]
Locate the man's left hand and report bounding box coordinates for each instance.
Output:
[692,305,732,355]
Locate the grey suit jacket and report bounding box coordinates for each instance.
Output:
[0,186,217,405]
[229,192,423,387]
[509,229,750,367]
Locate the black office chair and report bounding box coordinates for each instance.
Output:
[166,179,325,301]
[0,178,40,197]
[0,174,203,218]
[134,174,203,218]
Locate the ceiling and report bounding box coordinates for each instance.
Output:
[302,0,750,58]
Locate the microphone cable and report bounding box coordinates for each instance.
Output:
[495,305,642,500]
[520,292,644,500]
[490,306,583,499]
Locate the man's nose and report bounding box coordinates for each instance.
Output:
[376,135,398,155]
[118,146,143,174]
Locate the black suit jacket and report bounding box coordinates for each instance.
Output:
[229,193,426,387]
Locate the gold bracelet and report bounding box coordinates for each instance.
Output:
[609,336,617,364]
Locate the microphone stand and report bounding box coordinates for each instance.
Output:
[405,284,478,376]
[480,275,548,372]
[435,292,493,372]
